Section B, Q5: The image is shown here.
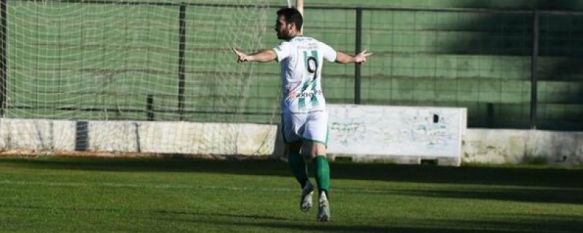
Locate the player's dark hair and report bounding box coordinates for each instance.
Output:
[277,7,303,30]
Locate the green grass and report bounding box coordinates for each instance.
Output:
[0,156,581,233]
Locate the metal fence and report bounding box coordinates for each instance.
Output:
[307,5,583,131]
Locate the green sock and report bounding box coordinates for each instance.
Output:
[288,152,308,187]
[314,155,330,194]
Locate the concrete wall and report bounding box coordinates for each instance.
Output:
[1,118,581,165]
[0,119,277,157]
[0,119,76,152]
[463,129,583,165]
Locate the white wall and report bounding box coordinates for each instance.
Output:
[1,118,581,165]
[463,129,583,165]
[326,104,466,166]
[0,119,277,156]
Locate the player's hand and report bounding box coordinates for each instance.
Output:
[232,48,250,63]
[355,50,373,64]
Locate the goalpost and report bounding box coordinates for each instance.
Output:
[296,0,304,33]
[295,0,304,15]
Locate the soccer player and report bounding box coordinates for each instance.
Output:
[232,7,371,222]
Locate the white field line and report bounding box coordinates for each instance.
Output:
[1,180,580,193]
[0,180,288,192]
[0,179,400,194]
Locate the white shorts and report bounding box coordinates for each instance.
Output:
[281,110,329,145]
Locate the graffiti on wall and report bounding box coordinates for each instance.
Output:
[328,105,466,158]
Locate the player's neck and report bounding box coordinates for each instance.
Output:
[284,32,302,41]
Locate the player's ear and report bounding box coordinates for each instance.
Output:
[287,22,296,31]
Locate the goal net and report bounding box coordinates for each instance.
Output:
[0,0,283,156]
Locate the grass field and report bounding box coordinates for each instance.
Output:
[0,156,581,233]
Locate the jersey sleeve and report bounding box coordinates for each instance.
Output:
[320,42,337,62]
[273,42,292,62]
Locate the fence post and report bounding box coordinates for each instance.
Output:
[0,0,7,116]
[146,94,154,121]
[354,7,362,104]
[530,10,539,129]
[177,3,187,121]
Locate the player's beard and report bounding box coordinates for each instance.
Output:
[277,30,292,41]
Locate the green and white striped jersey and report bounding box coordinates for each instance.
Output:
[273,36,337,114]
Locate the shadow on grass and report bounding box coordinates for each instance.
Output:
[0,156,581,190]
[433,214,583,233]
[157,212,583,233]
[153,209,289,221]
[388,187,583,205]
[0,204,493,233]
[3,202,580,233]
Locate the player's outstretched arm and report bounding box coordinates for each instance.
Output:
[335,50,373,64]
[232,48,276,63]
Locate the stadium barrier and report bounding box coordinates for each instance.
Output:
[0,118,277,157]
[463,129,583,165]
[0,117,581,165]
[327,104,467,166]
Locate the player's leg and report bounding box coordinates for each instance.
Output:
[286,142,308,188]
[302,111,331,221]
[302,142,329,196]
[287,141,313,212]
[303,141,330,221]
[282,112,313,212]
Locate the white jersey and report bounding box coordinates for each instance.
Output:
[273,36,337,114]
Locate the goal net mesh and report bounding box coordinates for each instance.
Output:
[0,0,283,156]
[3,0,278,124]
